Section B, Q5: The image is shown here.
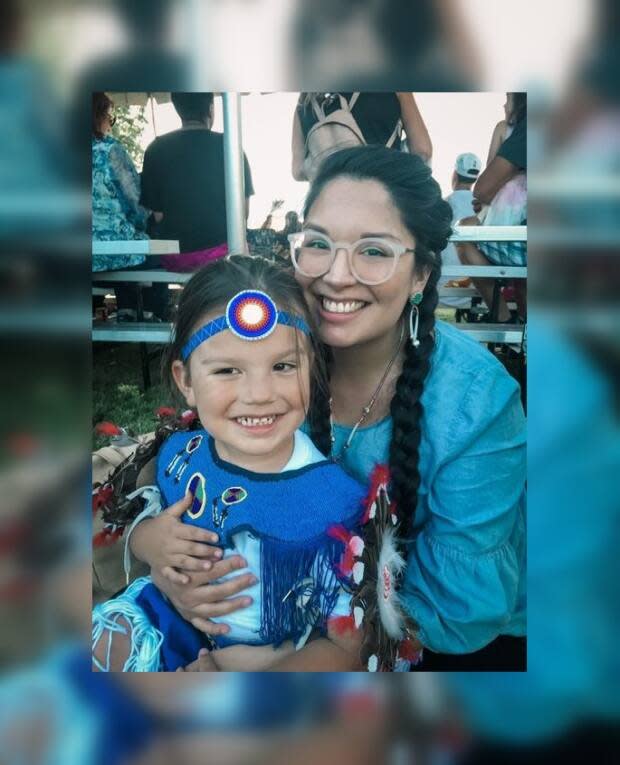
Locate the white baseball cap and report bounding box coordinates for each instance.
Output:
[455,152,482,179]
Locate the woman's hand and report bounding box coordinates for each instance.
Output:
[176,648,219,672]
[130,492,222,584]
[151,557,256,637]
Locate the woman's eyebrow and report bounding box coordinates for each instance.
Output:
[303,222,401,242]
[359,232,401,241]
[302,221,329,234]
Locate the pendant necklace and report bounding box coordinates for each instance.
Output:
[330,323,404,461]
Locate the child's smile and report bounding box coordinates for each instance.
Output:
[176,323,312,473]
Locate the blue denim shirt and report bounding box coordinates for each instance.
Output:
[330,320,526,654]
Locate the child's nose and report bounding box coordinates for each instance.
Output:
[241,372,276,403]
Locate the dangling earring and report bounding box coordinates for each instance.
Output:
[409,292,423,347]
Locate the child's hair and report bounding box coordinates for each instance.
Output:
[162,254,330,450]
[303,145,453,543]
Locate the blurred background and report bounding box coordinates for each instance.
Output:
[1,0,619,763]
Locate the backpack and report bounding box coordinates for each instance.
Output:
[303,93,403,181]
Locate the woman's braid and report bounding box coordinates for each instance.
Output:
[389,256,441,545]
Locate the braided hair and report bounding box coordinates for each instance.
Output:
[303,146,452,541]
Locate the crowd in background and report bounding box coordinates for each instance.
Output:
[92,90,527,324]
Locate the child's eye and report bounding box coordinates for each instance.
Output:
[273,362,296,372]
[213,367,239,375]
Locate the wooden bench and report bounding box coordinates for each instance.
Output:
[92,319,525,347]
[92,240,180,257]
[93,240,180,388]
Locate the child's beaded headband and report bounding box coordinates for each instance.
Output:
[181,289,310,362]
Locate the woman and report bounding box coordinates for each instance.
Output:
[92,92,148,269]
[456,93,528,322]
[291,92,433,181]
[131,146,526,670]
[92,93,170,320]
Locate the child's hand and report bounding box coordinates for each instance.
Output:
[129,492,222,584]
[176,648,219,672]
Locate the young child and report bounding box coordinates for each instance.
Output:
[93,255,366,672]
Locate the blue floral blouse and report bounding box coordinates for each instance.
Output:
[330,320,526,655]
[92,136,148,272]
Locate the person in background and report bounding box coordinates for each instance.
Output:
[291,92,432,181]
[438,152,482,312]
[140,93,255,254]
[456,94,527,322]
[92,92,148,258]
[282,210,301,236]
[92,93,171,320]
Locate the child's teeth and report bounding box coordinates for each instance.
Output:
[238,416,276,426]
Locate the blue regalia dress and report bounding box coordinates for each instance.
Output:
[93,429,366,671]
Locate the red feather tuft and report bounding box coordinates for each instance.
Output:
[93,527,124,547]
[180,410,198,426]
[328,614,356,635]
[327,524,351,545]
[337,545,355,577]
[95,421,122,437]
[398,638,422,663]
[156,406,177,418]
[360,464,391,523]
[92,484,113,514]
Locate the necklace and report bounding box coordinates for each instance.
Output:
[330,323,405,460]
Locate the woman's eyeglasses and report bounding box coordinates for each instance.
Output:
[108,112,117,127]
[289,229,416,286]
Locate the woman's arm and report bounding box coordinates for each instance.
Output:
[261,619,363,672]
[207,641,297,671]
[264,638,362,671]
[486,119,508,165]
[197,623,363,672]
[396,93,433,163]
[400,364,526,655]
[291,110,308,182]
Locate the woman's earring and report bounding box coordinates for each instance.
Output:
[409,292,423,347]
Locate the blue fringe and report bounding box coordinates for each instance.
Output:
[259,535,346,646]
[92,577,163,672]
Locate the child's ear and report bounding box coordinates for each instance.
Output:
[171,360,196,407]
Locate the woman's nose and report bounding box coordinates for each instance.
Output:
[322,246,357,287]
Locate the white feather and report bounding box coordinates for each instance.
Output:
[352,561,365,584]
[354,606,364,628]
[376,526,407,640]
[368,654,378,672]
[349,535,364,556]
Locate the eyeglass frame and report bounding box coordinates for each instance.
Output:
[288,229,417,286]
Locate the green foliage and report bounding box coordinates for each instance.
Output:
[93,345,176,450]
[111,105,148,169]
